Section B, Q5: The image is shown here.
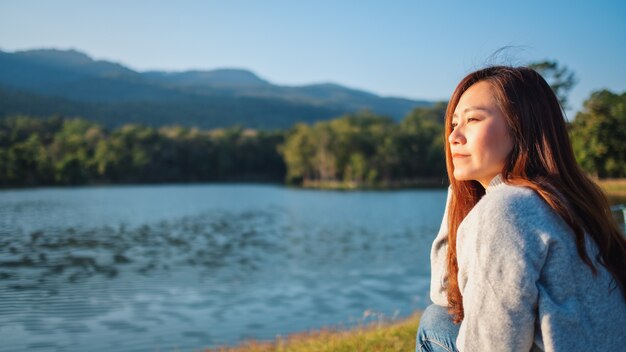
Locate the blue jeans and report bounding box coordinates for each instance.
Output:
[416,304,460,352]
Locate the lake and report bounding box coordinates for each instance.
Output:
[0,184,447,351]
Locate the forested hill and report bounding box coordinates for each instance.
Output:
[0,49,432,129]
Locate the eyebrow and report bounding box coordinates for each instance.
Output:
[452,106,489,118]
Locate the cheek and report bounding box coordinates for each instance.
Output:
[490,130,513,160]
[478,125,512,161]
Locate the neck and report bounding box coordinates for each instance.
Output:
[485,174,505,193]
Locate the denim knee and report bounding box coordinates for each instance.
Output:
[416,304,460,352]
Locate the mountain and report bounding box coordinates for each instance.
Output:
[0,48,433,129]
[143,69,271,88]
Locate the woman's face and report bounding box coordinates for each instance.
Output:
[448,81,514,188]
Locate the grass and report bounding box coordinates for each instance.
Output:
[206,311,421,352]
[596,178,626,204]
[596,178,626,194]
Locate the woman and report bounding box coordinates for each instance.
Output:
[417,66,626,352]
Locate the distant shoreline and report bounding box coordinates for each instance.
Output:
[299,178,448,191]
[1,178,624,198]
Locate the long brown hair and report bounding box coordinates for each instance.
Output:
[444,66,626,323]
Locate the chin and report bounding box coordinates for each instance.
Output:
[453,170,472,181]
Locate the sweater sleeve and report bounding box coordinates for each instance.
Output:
[429,186,452,306]
[456,191,548,352]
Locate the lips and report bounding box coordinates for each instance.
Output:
[452,153,470,158]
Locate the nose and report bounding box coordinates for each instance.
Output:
[448,125,466,145]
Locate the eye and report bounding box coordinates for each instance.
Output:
[467,117,477,123]
[451,122,458,129]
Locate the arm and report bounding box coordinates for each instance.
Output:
[456,192,548,351]
[429,186,452,306]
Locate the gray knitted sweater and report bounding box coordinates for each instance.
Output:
[429,175,626,351]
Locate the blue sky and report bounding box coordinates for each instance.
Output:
[1,0,625,116]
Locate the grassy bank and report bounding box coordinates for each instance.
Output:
[207,312,421,352]
[596,178,626,204]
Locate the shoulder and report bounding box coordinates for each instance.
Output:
[457,183,557,273]
[463,182,562,248]
[475,183,552,224]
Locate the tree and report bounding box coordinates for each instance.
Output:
[398,102,446,178]
[330,112,395,184]
[278,123,316,184]
[528,60,578,109]
[311,122,337,182]
[570,89,626,178]
[46,118,104,184]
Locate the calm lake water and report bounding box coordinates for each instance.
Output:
[0,184,447,351]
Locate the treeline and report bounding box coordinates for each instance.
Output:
[280,105,447,187]
[0,89,623,188]
[0,116,286,187]
[0,105,447,188]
